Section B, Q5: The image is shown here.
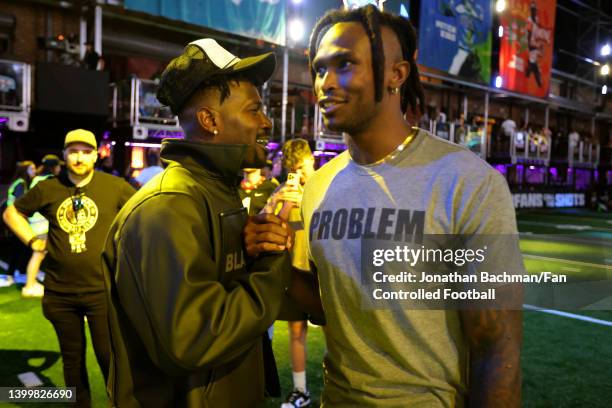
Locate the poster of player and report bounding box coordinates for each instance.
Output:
[417,0,492,83]
[499,0,556,98]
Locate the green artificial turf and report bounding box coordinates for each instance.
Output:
[0,208,610,406]
[2,285,612,407]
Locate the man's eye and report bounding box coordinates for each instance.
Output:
[339,60,353,70]
[315,66,327,77]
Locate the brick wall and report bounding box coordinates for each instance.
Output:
[1,1,80,64]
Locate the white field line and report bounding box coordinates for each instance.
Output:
[518,220,612,232]
[522,254,612,270]
[524,304,612,327]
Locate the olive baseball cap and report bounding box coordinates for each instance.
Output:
[64,129,97,150]
[157,38,276,115]
[42,154,64,166]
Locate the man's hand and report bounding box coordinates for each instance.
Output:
[244,213,293,258]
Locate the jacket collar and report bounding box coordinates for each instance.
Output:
[160,138,247,181]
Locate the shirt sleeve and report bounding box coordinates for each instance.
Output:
[117,179,136,209]
[113,193,291,373]
[457,169,518,235]
[13,183,43,217]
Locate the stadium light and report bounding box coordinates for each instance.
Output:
[601,43,611,57]
[498,25,504,38]
[495,0,506,13]
[288,18,305,42]
[291,0,303,4]
[602,85,608,95]
[601,64,610,76]
[495,75,503,88]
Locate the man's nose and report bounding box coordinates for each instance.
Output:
[261,113,272,130]
[319,69,338,93]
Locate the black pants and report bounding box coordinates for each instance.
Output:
[6,236,30,276]
[42,289,110,408]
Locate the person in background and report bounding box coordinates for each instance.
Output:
[81,41,99,70]
[21,154,63,298]
[262,138,316,408]
[239,166,278,215]
[96,155,119,176]
[1,160,36,287]
[262,159,279,185]
[3,129,135,407]
[134,150,163,188]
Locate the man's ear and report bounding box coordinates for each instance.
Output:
[389,60,411,91]
[196,107,219,134]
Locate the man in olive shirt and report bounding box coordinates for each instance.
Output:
[3,129,135,407]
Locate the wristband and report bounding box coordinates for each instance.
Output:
[28,236,39,249]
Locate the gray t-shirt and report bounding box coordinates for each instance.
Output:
[301,129,519,407]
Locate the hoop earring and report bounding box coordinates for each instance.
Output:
[389,87,399,95]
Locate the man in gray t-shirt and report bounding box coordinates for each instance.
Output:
[285,5,523,407]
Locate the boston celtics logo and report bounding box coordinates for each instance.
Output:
[56,195,98,253]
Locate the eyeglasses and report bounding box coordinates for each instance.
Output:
[72,188,84,215]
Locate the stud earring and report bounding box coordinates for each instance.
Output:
[389,87,399,94]
[213,129,218,135]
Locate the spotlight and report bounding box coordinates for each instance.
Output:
[288,19,305,42]
[495,76,503,88]
[498,25,504,38]
[601,64,610,76]
[602,85,608,95]
[601,43,611,57]
[495,0,506,13]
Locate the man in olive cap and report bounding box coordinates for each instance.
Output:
[3,129,135,407]
[102,39,293,407]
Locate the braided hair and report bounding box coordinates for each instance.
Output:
[308,4,425,115]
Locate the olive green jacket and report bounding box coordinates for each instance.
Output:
[102,139,291,407]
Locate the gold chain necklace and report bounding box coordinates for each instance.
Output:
[364,127,418,167]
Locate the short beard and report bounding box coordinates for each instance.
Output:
[241,144,267,169]
[67,166,93,178]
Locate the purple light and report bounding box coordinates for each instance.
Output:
[147,129,184,139]
[103,131,110,140]
[549,167,558,177]
[0,117,8,124]
[267,142,280,150]
[321,142,347,151]
[494,164,507,175]
[314,151,338,157]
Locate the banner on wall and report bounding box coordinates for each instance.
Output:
[125,0,286,45]
[499,0,556,98]
[417,0,492,83]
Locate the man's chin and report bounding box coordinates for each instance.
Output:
[323,117,347,133]
[68,168,93,177]
[241,144,267,169]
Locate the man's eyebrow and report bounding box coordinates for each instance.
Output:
[312,50,354,67]
[244,100,263,109]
